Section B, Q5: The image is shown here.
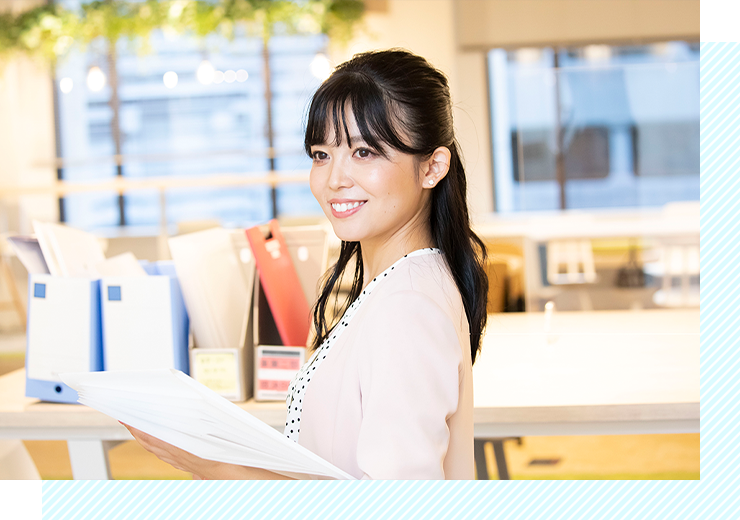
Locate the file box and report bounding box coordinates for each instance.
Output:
[100,261,189,373]
[25,275,103,403]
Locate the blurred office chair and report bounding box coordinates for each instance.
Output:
[546,240,597,285]
[485,242,525,313]
[644,240,700,308]
[474,437,522,480]
[546,239,597,311]
[524,238,597,311]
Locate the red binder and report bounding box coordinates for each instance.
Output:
[245,220,311,347]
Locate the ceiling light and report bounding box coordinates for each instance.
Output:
[163,71,178,88]
[87,66,106,92]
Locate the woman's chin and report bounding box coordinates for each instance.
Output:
[330,224,364,243]
[334,232,363,243]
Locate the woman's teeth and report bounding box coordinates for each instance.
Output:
[331,201,365,213]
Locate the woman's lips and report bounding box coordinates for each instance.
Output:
[330,200,366,218]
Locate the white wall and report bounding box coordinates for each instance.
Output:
[0,0,58,234]
[456,0,699,49]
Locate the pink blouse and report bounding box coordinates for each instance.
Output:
[285,248,474,480]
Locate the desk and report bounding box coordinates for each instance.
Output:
[0,309,699,480]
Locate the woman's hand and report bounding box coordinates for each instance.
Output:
[121,423,294,480]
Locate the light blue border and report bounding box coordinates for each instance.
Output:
[697,0,740,502]
[41,42,726,519]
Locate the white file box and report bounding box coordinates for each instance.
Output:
[100,261,189,373]
[25,275,103,403]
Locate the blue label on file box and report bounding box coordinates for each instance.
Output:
[33,283,46,298]
[108,286,121,301]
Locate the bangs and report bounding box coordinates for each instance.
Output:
[304,72,415,158]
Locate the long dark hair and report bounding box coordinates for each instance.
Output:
[305,49,488,364]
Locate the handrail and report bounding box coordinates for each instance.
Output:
[40,147,305,169]
[0,171,311,197]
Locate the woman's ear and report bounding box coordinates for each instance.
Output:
[422,146,452,189]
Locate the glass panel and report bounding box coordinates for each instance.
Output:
[54,2,327,231]
[489,42,699,213]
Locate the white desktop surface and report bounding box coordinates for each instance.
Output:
[0,309,699,479]
[472,309,699,437]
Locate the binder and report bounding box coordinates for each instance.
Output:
[100,261,189,373]
[25,275,103,403]
[246,220,311,348]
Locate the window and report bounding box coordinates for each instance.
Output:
[55,2,327,232]
[488,41,700,213]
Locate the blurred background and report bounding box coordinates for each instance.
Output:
[0,0,699,480]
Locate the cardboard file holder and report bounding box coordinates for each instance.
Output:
[189,303,254,402]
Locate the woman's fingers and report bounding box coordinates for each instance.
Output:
[120,423,209,475]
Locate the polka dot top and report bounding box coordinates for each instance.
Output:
[284,247,442,443]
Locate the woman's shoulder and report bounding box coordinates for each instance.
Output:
[367,251,465,327]
[355,252,469,366]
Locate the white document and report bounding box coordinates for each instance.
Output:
[32,221,106,278]
[95,253,148,277]
[60,369,353,480]
[6,236,50,275]
[32,222,62,276]
[169,229,255,349]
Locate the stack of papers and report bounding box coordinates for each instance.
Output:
[5,236,49,275]
[32,221,107,277]
[60,369,353,480]
[13,224,149,279]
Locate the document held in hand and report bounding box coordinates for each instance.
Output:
[60,369,353,480]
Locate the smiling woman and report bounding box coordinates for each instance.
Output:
[308,117,445,251]
[128,49,489,480]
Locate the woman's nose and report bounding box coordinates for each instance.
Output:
[327,160,353,190]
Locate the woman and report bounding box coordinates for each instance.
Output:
[126,49,488,480]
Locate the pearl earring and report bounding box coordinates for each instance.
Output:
[428,179,434,185]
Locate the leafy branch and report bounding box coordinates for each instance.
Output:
[0,0,364,62]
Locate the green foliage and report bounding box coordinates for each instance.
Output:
[0,0,364,62]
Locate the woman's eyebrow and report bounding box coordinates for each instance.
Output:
[347,135,368,146]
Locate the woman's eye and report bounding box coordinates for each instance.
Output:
[312,151,328,161]
[355,148,374,158]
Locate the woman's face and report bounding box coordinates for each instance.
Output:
[309,113,428,246]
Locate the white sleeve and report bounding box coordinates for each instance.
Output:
[356,290,462,480]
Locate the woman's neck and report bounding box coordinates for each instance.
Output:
[359,219,434,288]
